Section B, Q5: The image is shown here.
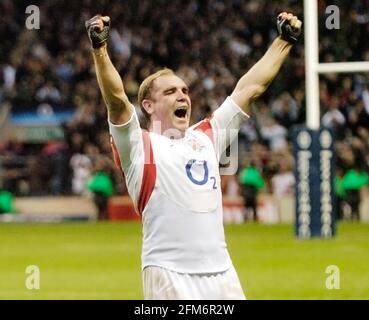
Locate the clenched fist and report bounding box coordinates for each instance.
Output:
[276,12,302,44]
[85,15,111,49]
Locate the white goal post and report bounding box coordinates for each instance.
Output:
[304,0,369,129]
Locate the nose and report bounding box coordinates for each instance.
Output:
[176,91,188,103]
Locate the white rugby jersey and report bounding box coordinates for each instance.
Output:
[109,97,249,274]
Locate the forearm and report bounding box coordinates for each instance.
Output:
[92,45,132,124]
[231,37,292,113]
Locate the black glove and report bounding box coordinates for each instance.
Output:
[276,15,301,44]
[85,15,110,49]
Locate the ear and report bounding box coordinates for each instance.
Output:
[142,99,154,115]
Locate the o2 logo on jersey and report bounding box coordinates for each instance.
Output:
[185,159,217,189]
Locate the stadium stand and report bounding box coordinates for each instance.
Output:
[0,0,369,221]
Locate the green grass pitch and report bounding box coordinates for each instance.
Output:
[0,221,368,299]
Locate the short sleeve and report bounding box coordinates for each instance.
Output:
[109,108,144,206]
[210,96,250,160]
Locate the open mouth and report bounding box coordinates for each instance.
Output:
[174,107,188,119]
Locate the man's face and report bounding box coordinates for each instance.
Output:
[144,75,191,136]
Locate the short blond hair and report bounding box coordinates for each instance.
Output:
[138,68,175,121]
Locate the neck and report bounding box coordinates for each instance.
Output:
[149,121,185,139]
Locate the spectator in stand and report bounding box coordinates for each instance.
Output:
[321,96,346,139]
[348,98,369,136]
[260,116,288,152]
[35,80,62,105]
[271,91,298,131]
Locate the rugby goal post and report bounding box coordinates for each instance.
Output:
[293,0,369,238]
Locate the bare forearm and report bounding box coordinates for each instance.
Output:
[92,45,132,124]
[236,38,292,92]
[231,38,292,112]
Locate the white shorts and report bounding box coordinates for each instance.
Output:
[142,265,246,300]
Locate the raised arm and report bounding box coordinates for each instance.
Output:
[86,15,133,125]
[230,12,302,114]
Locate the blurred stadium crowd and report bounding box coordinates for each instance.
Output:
[0,0,368,218]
